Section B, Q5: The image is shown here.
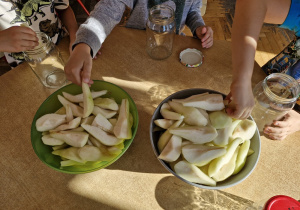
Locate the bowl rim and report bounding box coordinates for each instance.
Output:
[149,88,261,189]
[31,80,139,174]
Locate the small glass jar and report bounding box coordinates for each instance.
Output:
[146,5,175,60]
[251,73,300,132]
[24,32,66,88]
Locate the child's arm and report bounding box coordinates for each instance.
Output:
[56,6,78,54]
[226,0,290,119]
[0,26,38,52]
[185,1,213,48]
[64,0,127,86]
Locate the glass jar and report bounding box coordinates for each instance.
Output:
[146,5,175,60]
[24,32,66,88]
[251,73,300,132]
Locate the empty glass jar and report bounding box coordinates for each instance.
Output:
[24,32,66,88]
[251,73,300,132]
[146,5,175,60]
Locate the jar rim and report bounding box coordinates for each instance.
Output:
[149,4,175,23]
[263,73,300,104]
[25,31,52,55]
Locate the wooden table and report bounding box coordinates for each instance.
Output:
[1,27,299,209]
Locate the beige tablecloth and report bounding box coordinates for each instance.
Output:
[1,27,299,209]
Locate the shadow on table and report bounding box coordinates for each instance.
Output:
[154,176,255,210]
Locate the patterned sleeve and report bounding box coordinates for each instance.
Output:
[53,0,69,10]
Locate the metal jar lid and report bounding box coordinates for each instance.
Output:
[179,48,203,68]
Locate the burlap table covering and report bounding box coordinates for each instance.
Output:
[1,27,299,209]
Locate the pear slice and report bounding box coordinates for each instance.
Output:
[169,126,218,144]
[212,146,239,182]
[213,126,231,146]
[81,115,95,125]
[109,118,117,126]
[208,137,243,177]
[52,143,68,151]
[247,148,254,156]
[161,102,184,120]
[92,113,114,133]
[113,99,132,139]
[62,90,108,103]
[154,119,175,129]
[182,144,226,167]
[82,82,94,118]
[168,101,208,126]
[157,119,183,152]
[57,95,84,117]
[41,135,65,146]
[158,135,182,162]
[82,124,123,146]
[60,160,85,167]
[52,117,81,131]
[172,92,209,103]
[65,104,74,122]
[92,106,117,119]
[52,147,86,163]
[55,106,66,114]
[174,160,216,186]
[233,139,251,175]
[78,145,105,161]
[94,97,119,111]
[36,113,66,132]
[232,119,256,141]
[181,94,225,111]
[209,111,232,129]
[49,130,89,147]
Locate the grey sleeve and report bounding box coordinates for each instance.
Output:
[185,0,205,35]
[73,0,129,58]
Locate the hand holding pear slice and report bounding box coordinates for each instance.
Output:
[174,160,216,186]
[182,144,226,166]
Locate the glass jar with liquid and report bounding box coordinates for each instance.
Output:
[251,73,300,132]
[24,32,67,88]
[146,4,175,60]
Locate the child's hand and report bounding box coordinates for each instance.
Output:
[64,43,94,86]
[195,26,213,48]
[225,80,255,119]
[263,110,300,140]
[0,26,38,52]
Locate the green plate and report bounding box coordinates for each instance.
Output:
[31,80,139,174]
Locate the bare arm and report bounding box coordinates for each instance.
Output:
[0,26,38,52]
[56,6,78,53]
[227,0,291,119]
